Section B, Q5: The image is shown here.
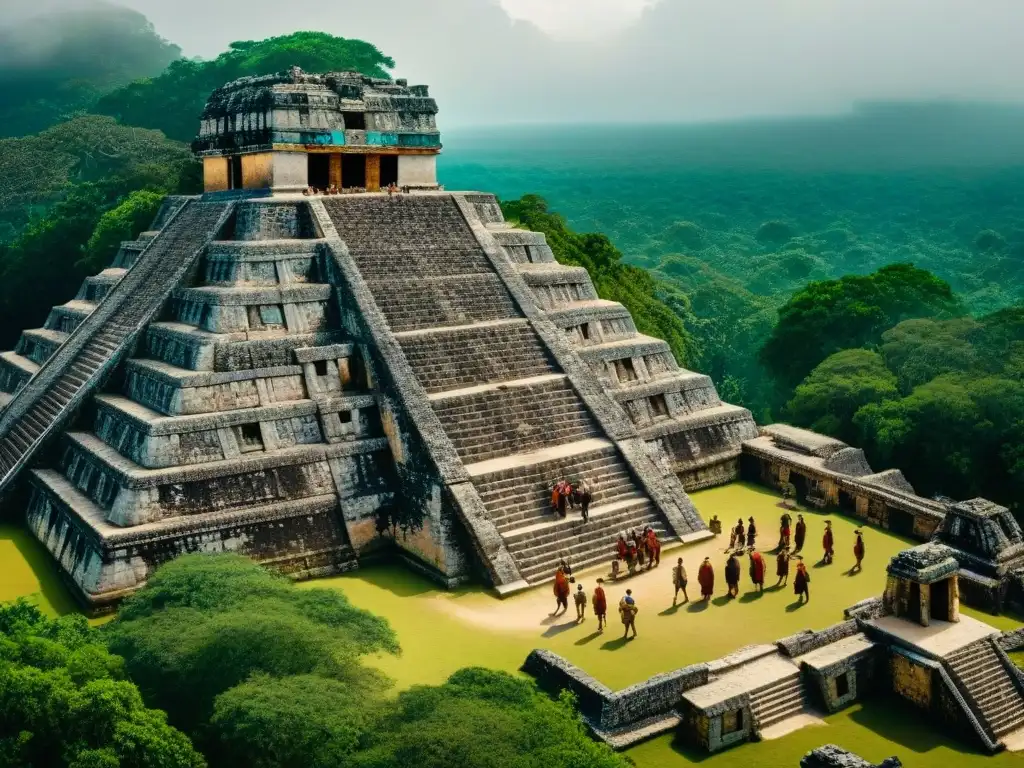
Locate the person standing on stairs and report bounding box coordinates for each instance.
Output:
[619,590,638,640]
[552,566,570,616]
[794,561,811,603]
[593,579,608,632]
[579,483,592,523]
[672,558,689,605]
[574,583,587,622]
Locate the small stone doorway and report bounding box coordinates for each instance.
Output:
[930,579,951,622]
[380,155,399,188]
[308,154,330,190]
[342,155,367,189]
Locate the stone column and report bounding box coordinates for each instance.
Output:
[948,575,960,623]
[329,153,342,189]
[919,583,931,627]
[366,154,381,191]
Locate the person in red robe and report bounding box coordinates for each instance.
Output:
[645,528,661,569]
[593,578,608,632]
[794,562,810,603]
[775,550,790,587]
[552,567,570,615]
[616,535,629,561]
[697,557,715,600]
[822,520,835,565]
[748,550,765,592]
[853,530,865,572]
[794,514,807,553]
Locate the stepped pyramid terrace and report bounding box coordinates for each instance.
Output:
[0,67,762,610]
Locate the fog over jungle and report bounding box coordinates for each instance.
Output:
[4,0,1024,127]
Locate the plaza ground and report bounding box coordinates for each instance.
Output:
[2,481,1022,767]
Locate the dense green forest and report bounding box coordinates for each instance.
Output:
[1,555,623,768]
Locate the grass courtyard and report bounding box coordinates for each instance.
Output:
[2,481,1022,767]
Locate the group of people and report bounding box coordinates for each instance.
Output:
[613,527,662,578]
[551,565,638,639]
[301,183,411,197]
[550,480,593,522]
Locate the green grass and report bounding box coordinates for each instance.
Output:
[1,484,1021,766]
[0,523,77,615]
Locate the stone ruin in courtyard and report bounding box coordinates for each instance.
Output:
[525,542,1024,754]
[0,67,761,610]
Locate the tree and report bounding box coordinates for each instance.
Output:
[879,317,984,392]
[760,263,961,391]
[104,554,398,735]
[787,349,898,444]
[79,191,165,274]
[755,220,795,245]
[97,32,395,143]
[351,668,627,768]
[209,674,380,768]
[0,600,203,768]
[0,5,180,138]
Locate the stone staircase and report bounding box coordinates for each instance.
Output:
[17,198,392,608]
[489,216,759,491]
[0,200,233,495]
[750,673,808,732]
[322,194,686,588]
[946,640,1024,742]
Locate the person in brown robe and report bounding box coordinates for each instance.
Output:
[853,530,865,572]
[619,590,638,640]
[552,567,570,615]
[735,519,746,549]
[645,528,661,569]
[748,550,765,592]
[747,517,758,548]
[793,514,807,553]
[822,520,835,565]
[725,553,741,598]
[697,557,715,600]
[794,561,810,603]
[775,550,790,587]
[593,578,608,631]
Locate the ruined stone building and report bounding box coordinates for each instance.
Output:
[0,69,758,609]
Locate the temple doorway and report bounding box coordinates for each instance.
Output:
[343,155,367,189]
[381,155,399,187]
[228,155,243,190]
[907,582,922,623]
[930,579,951,622]
[308,154,330,190]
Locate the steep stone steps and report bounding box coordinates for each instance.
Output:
[398,320,556,394]
[469,442,642,532]
[78,269,127,303]
[946,640,1024,739]
[431,376,600,465]
[750,673,808,732]
[0,199,233,491]
[350,248,494,279]
[47,301,98,334]
[367,275,522,333]
[0,350,40,397]
[324,195,479,252]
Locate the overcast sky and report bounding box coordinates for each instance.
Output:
[21,0,1024,127]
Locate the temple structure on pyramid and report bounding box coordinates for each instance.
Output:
[0,68,760,609]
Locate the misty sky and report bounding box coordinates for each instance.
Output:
[11,0,1024,127]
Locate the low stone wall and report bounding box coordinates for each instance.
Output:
[521,649,613,724]
[998,627,1024,652]
[777,620,859,657]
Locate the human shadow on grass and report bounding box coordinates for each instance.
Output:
[658,603,685,616]
[540,612,569,625]
[574,631,603,646]
[738,590,765,603]
[711,596,732,607]
[846,567,862,576]
[600,636,631,651]
[813,560,831,569]
[785,599,807,612]
[687,600,710,613]
[542,620,581,638]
